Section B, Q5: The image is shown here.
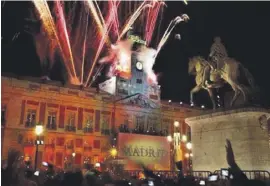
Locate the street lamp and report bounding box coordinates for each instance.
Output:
[95,162,101,168]
[34,124,44,170]
[186,142,192,150]
[72,152,76,168]
[186,142,192,172]
[182,135,187,142]
[174,121,180,127]
[72,152,76,158]
[167,135,173,142]
[110,148,117,158]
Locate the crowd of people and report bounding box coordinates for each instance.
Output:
[1,140,269,186]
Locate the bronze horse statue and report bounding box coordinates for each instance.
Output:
[188,56,255,109]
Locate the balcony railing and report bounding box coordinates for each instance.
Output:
[65,125,76,132]
[118,127,169,137]
[25,121,36,128]
[66,144,74,149]
[101,129,110,135]
[46,124,57,130]
[83,127,93,133]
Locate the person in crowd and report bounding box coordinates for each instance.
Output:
[23,170,38,186]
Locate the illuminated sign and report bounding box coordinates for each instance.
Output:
[128,35,147,45]
[118,133,171,170]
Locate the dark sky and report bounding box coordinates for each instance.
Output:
[2,1,270,107]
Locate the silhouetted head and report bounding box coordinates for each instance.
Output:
[214,37,221,43]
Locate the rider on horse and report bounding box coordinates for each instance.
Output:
[204,37,228,88]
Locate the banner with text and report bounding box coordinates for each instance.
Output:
[118,133,171,170]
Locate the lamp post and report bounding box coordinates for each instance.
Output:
[72,152,76,168]
[186,142,192,172]
[173,121,180,171]
[34,124,44,170]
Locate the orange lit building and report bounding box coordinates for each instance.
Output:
[1,74,202,170]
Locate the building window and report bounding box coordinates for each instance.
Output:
[66,140,74,149]
[136,79,142,84]
[84,114,93,133]
[68,113,75,126]
[56,137,65,146]
[101,115,110,135]
[47,112,57,129]
[75,139,83,148]
[26,109,36,127]
[118,88,128,95]
[1,106,6,127]
[135,116,145,133]
[93,140,100,149]
[147,117,157,134]
[66,112,76,132]
[85,115,93,128]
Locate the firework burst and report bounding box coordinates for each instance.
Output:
[30,1,188,87]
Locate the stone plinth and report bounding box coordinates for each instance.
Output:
[185,107,270,172]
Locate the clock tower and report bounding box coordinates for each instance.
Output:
[99,34,160,103]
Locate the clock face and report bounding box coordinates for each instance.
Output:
[136,62,143,70]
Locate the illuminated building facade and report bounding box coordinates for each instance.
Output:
[1,75,202,171]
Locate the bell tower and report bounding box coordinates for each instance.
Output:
[99,34,160,103]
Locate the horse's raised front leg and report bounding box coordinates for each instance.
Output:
[190,85,202,106]
[207,88,216,110]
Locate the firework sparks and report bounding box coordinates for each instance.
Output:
[32,0,77,82]
[119,2,152,40]
[156,14,189,55]
[30,1,187,88]
[54,1,77,81]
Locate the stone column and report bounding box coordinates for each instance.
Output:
[185,107,270,172]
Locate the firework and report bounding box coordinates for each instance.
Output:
[30,1,188,87]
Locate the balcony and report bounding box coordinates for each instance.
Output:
[83,127,93,133]
[101,129,110,135]
[46,124,57,130]
[65,125,76,132]
[121,127,169,137]
[66,144,74,149]
[25,121,36,128]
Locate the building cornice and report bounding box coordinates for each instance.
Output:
[185,107,270,124]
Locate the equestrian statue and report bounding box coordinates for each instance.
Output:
[188,37,256,109]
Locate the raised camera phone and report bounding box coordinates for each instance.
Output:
[221,169,229,176]
[148,181,154,186]
[42,162,48,166]
[199,180,206,185]
[208,174,218,181]
[34,171,39,176]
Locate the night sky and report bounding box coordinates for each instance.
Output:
[2,1,270,107]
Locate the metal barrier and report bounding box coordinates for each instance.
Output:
[191,171,212,179]
[124,170,211,179]
[214,170,270,181]
[124,170,178,179]
[124,170,270,181]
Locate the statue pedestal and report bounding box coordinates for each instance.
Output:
[185,107,270,172]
